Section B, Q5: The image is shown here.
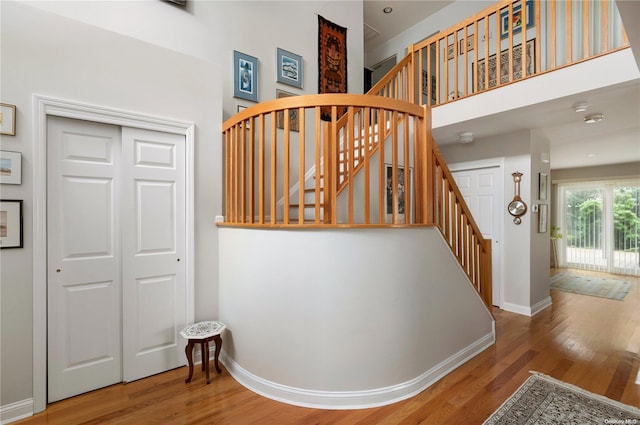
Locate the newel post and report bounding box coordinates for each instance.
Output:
[482,238,493,310]
[423,104,434,225]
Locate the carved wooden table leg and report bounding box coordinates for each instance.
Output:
[213,334,223,374]
[184,340,195,383]
[204,339,211,384]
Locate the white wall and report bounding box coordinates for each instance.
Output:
[219,227,494,408]
[25,1,364,122]
[366,1,494,68]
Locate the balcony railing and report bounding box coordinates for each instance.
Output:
[377,0,629,106]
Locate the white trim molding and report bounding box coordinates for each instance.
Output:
[502,296,552,317]
[220,331,495,409]
[0,399,33,424]
[32,94,196,413]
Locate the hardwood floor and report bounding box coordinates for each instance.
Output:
[18,269,640,424]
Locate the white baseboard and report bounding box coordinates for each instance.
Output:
[530,296,552,316]
[220,330,495,409]
[1,399,33,424]
[502,296,552,317]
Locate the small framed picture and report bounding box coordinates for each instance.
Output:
[233,50,259,103]
[538,172,548,201]
[538,204,548,233]
[0,200,23,249]
[385,164,412,224]
[276,48,303,89]
[0,151,22,184]
[276,89,299,132]
[0,103,16,136]
[459,34,475,55]
[446,43,455,60]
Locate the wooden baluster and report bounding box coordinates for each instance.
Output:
[270,111,277,225]
[566,0,572,65]
[583,0,589,59]
[315,108,321,224]
[378,108,385,224]
[258,114,265,224]
[363,107,371,224]
[224,130,230,221]
[249,117,255,224]
[550,0,556,68]
[298,107,305,224]
[283,108,290,225]
[403,113,410,224]
[348,106,355,224]
[602,0,609,53]
[240,116,246,223]
[330,106,338,224]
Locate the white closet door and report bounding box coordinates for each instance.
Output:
[452,166,502,307]
[47,117,123,402]
[121,127,187,382]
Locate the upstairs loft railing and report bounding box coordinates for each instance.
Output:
[221,94,492,309]
[368,0,629,106]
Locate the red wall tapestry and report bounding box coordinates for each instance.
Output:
[318,15,347,120]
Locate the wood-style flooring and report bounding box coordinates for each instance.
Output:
[17,268,640,424]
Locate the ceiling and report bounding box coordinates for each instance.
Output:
[363,0,640,170]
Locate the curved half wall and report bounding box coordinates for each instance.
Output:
[218,226,494,409]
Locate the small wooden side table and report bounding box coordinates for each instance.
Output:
[180,321,226,384]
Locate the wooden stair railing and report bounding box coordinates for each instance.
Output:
[221,93,428,227]
[432,146,492,309]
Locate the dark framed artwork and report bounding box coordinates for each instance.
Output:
[385,164,412,224]
[276,48,303,89]
[422,70,436,104]
[538,173,548,201]
[459,34,475,55]
[318,15,347,120]
[476,39,535,90]
[233,50,259,103]
[0,199,23,249]
[275,89,299,132]
[500,0,534,39]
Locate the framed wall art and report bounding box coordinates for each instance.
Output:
[446,43,455,60]
[476,39,535,90]
[233,50,259,103]
[422,70,437,104]
[0,200,23,249]
[0,151,22,184]
[385,164,412,224]
[0,103,16,136]
[538,204,548,233]
[459,34,475,55]
[275,89,299,132]
[500,0,534,39]
[538,172,548,201]
[276,48,303,89]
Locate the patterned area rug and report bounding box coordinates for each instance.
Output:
[551,273,632,300]
[483,373,640,424]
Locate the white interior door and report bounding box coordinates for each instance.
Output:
[452,165,502,307]
[122,127,186,382]
[48,118,187,402]
[47,117,122,402]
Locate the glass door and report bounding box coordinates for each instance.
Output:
[559,181,640,276]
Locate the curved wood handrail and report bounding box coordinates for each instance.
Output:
[223,94,423,131]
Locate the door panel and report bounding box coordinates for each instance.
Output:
[122,127,186,382]
[452,166,501,307]
[47,117,122,403]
